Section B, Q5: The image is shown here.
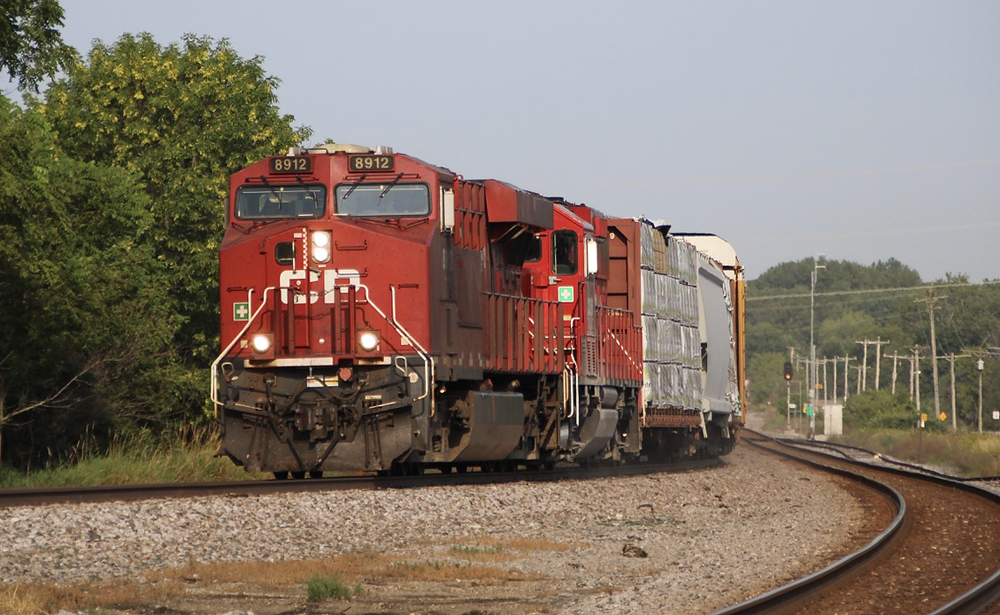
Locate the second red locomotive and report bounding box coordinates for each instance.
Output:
[212,145,744,477]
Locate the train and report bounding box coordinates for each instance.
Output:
[212,144,745,477]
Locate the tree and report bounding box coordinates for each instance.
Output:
[747,256,1000,430]
[0,96,179,466]
[746,352,788,408]
[0,0,75,91]
[37,33,311,419]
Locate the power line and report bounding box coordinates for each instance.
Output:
[576,158,1000,188]
[747,280,1000,302]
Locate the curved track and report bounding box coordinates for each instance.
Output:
[718,430,1000,615]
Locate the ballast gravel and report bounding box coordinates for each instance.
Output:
[1,445,868,614]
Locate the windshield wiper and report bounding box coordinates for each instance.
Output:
[341,173,367,202]
[295,175,322,211]
[378,173,404,200]
[259,175,284,209]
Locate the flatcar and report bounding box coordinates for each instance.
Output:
[212,144,745,477]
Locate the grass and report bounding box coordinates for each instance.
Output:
[0,424,266,488]
[0,536,577,614]
[748,405,1000,478]
[830,429,1000,477]
[450,542,505,557]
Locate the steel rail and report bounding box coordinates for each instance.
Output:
[0,457,723,509]
[779,437,1000,483]
[714,429,1000,615]
[712,431,907,615]
[771,433,1000,615]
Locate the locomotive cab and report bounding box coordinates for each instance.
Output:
[214,145,453,474]
[522,203,644,462]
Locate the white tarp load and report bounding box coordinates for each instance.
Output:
[637,221,703,410]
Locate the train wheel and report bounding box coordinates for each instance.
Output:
[309,470,323,479]
[291,471,306,480]
[272,471,289,480]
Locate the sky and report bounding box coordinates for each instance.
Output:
[41,1,1000,282]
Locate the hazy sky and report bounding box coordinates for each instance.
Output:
[44,1,1000,282]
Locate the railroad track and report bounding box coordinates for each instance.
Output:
[0,457,721,508]
[717,430,1000,615]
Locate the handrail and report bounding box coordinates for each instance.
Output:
[210,282,433,417]
[384,284,433,416]
[211,286,279,413]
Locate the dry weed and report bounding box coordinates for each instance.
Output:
[0,546,548,614]
[0,578,179,615]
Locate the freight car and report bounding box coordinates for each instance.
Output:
[212,144,745,477]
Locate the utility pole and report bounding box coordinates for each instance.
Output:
[977,356,985,433]
[856,339,870,392]
[786,347,796,430]
[912,347,922,416]
[822,359,829,407]
[809,257,825,439]
[916,291,945,426]
[872,338,890,390]
[886,352,902,394]
[940,353,971,431]
[843,356,850,403]
[833,357,840,403]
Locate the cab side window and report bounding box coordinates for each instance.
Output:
[552,230,578,275]
[525,235,542,263]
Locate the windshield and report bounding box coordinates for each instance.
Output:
[236,185,326,219]
[335,183,430,217]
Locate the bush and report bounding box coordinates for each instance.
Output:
[844,390,922,430]
[305,574,354,602]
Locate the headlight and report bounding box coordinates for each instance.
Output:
[251,333,273,354]
[358,331,380,352]
[311,231,331,263]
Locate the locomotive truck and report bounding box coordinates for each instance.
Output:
[212,144,745,477]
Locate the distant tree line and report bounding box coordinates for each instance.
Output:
[1,1,310,467]
[746,257,1000,431]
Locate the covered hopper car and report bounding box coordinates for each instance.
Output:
[212,144,745,477]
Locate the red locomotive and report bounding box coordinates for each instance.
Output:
[213,144,745,477]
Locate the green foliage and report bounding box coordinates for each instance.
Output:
[450,543,504,555]
[747,352,787,407]
[305,574,355,602]
[1,32,312,469]
[0,425,263,488]
[843,389,921,430]
[0,96,180,465]
[0,0,76,91]
[752,257,922,295]
[39,33,310,369]
[745,321,795,357]
[746,257,1000,429]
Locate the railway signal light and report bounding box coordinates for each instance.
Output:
[783,361,793,380]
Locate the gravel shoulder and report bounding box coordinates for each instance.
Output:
[1,444,875,614]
